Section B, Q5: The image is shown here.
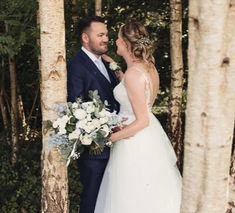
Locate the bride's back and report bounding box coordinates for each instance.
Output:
[128,63,159,107]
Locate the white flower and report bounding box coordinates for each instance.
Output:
[109,62,121,71]
[80,134,92,145]
[86,114,92,121]
[52,119,59,128]
[100,116,109,124]
[91,119,101,128]
[106,141,113,147]
[61,115,70,123]
[105,111,111,117]
[58,128,66,135]
[81,101,93,109]
[99,109,107,117]
[74,109,87,120]
[72,102,78,108]
[53,116,69,129]
[86,105,95,113]
[49,90,121,166]
[83,122,95,133]
[76,119,88,129]
[104,100,109,106]
[68,129,81,140]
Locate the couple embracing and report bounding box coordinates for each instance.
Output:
[68,16,182,213]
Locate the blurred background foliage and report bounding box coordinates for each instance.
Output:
[0,0,188,211]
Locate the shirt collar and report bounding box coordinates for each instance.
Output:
[82,46,102,63]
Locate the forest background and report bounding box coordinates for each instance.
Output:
[0,0,234,212]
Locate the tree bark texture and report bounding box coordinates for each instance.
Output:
[95,0,102,16]
[169,0,184,170]
[39,0,69,212]
[9,56,18,164]
[181,0,235,213]
[0,66,9,130]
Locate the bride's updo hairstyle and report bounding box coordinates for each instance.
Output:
[119,21,155,65]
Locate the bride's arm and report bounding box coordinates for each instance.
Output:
[110,68,150,142]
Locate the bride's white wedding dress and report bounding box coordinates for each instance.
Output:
[95,69,182,213]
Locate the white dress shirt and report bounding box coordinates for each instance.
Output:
[82,47,111,82]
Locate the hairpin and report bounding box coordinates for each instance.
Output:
[137,37,151,45]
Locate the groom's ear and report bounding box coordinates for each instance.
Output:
[81,32,89,44]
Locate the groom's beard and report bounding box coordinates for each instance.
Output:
[90,42,109,56]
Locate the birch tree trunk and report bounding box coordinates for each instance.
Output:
[95,0,102,16]
[17,92,26,130]
[169,0,184,170]
[0,88,9,129]
[226,126,235,213]
[181,1,235,213]
[0,62,9,130]
[227,139,235,213]
[9,56,18,164]
[39,0,69,212]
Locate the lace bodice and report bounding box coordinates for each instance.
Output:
[113,68,155,122]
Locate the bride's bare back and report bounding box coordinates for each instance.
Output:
[110,62,160,142]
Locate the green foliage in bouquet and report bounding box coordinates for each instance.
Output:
[47,90,120,166]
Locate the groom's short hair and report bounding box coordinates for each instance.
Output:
[77,16,105,40]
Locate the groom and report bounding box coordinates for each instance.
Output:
[67,16,120,213]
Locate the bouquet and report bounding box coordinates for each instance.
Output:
[48,90,120,166]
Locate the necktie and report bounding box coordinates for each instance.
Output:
[95,59,111,82]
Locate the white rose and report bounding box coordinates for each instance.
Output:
[74,109,87,120]
[99,109,107,117]
[80,134,92,145]
[91,119,100,128]
[105,111,111,117]
[83,123,95,133]
[76,119,88,129]
[58,127,66,135]
[52,119,59,128]
[81,101,93,109]
[56,117,67,129]
[68,129,81,140]
[99,116,109,124]
[109,62,120,71]
[72,102,78,108]
[104,100,109,106]
[61,115,70,122]
[86,114,92,121]
[86,105,95,113]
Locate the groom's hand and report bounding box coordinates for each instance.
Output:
[102,54,124,81]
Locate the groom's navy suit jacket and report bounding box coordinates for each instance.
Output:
[67,49,119,213]
[68,49,119,159]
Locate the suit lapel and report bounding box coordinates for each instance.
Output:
[79,50,116,90]
[103,60,119,87]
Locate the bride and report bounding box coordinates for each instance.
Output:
[94,21,182,213]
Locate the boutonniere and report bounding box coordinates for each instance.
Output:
[109,62,121,72]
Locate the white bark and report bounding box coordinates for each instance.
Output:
[95,0,102,16]
[181,0,235,213]
[227,149,235,213]
[39,0,68,212]
[169,0,184,168]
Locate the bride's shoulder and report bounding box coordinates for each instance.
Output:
[125,66,145,79]
[124,66,146,86]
